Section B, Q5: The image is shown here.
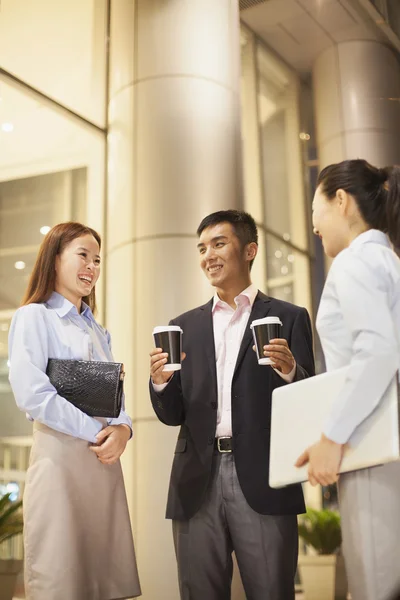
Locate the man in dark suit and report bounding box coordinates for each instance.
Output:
[149,210,314,600]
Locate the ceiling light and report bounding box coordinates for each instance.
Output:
[275,250,282,259]
[1,122,14,133]
[283,233,291,242]
[299,132,311,141]
[281,266,289,275]
[14,261,26,270]
[288,254,295,263]
[40,225,51,235]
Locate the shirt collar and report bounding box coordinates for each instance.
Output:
[349,229,391,251]
[212,283,258,313]
[46,291,94,321]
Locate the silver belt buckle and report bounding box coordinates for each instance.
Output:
[217,436,232,453]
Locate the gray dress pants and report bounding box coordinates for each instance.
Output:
[339,461,400,600]
[173,453,298,600]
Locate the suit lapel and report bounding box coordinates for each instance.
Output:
[199,299,218,395]
[233,291,271,376]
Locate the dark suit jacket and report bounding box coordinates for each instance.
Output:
[150,291,315,520]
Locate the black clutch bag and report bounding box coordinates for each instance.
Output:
[46,359,124,418]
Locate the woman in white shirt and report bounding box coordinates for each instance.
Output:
[296,159,400,600]
[9,222,141,600]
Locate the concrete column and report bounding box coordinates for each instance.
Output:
[106,1,243,597]
[313,40,400,170]
[313,40,400,275]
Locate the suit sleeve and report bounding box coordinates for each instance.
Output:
[149,319,185,426]
[149,373,185,426]
[291,308,315,382]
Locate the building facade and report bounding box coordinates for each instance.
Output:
[0,0,399,597]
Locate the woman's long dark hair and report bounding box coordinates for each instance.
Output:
[22,222,101,312]
[317,159,400,247]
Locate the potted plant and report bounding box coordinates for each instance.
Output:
[298,507,346,600]
[0,493,23,600]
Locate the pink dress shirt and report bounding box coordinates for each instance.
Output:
[153,283,296,437]
[213,284,258,437]
[213,284,295,437]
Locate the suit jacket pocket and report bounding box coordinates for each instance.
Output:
[174,438,187,453]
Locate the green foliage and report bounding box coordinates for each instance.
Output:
[0,493,23,545]
[298,508,342,555]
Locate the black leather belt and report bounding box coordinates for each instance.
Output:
[214,436,233,453]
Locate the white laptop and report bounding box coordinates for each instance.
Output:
[269,366,400,488]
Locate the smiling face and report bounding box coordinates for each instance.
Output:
[197,222,257,291]
[312,185,351,258]
[55,234,101,309]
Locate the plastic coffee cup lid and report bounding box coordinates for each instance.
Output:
[250,316,282,328]
[153,325,183,334]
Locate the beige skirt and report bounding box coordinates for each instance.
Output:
[24,421,141,600]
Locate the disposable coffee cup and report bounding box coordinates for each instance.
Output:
[250,316,283,366]
[153,326,183,371]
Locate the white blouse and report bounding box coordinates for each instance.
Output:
[317,229,400,444]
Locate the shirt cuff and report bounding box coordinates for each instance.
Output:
[322,423,348,445]
[152,381,169,393]
[273,362,296,383]
[108,411,133,439]
[120,423,133,439]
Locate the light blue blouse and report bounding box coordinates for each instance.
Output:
[8,292,132,443]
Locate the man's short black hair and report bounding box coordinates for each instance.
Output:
[197,210,258,268]
[197,209,258,246]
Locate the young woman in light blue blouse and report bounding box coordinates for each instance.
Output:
[296,160,400,600]
[9,222,141,600]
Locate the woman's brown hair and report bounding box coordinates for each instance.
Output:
[22,222,101,312]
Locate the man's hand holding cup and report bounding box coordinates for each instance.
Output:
[150,325,185,385]
[251,316,296,375]
[150,348,186,385]
[263,339,295,375]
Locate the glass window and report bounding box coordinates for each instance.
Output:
[0,78,105,436]
[0,313,32,437]
[0,0,108,126]
[0,170,87,310]
[256,44,308,250]
[265,234,312,314]
[240,26,314,317]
